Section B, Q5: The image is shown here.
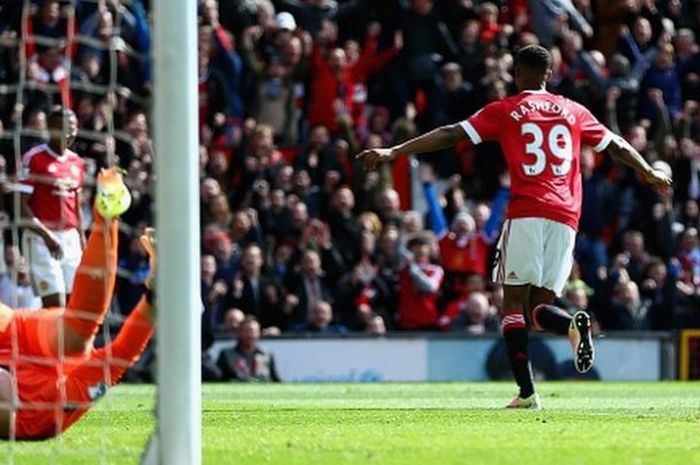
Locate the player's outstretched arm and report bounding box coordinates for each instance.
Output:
[356,124,466,171]
[606,136,672,190]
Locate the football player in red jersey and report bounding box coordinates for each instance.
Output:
[19,107,85,308]
[358,45,671,408]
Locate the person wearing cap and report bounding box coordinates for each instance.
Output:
[242,13,307,143]
[272,0,369,37]
[275,11,297,32]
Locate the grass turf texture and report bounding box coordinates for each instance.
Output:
[1,382,699,465]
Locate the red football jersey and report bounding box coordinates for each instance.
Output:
[460,90,613,230]
[397,263,444,330]
[439,232,490,278]
[19,144,85,231]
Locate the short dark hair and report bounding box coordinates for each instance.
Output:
[47,107,67,129]
[48,106,65,122]
[48,106,75,127]
[517,45,552,74]
[406,235,431,250]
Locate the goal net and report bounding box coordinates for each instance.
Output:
[0,0,200,464]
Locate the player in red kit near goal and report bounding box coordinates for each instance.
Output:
[358,45,671,408]
[19,107,85,308]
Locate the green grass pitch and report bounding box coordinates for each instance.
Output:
[1,382,699,464]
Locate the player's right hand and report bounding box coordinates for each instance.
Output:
[44,234,63,260]
[642,168,672,194]
[356,148,396,171]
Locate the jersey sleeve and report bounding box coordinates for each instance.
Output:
[578,105,614,152]
[459,101,503,144]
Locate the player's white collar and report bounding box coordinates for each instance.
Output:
[521,89,548,94]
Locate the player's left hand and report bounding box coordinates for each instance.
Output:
[356,148,396,171]
[140,227,156,290]
[642,168,672,194]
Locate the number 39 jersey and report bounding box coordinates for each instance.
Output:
[459,90,614,231]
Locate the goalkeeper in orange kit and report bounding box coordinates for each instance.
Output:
[0,168,157,440]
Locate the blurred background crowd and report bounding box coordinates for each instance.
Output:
[0,0,699,360]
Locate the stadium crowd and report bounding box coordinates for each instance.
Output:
[0,0,699,360]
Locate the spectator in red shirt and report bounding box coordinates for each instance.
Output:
[422,168,509,294]
[344,22,403,134]
[29,44,71,109]
[396,235,444,330]
[439,212,490,276]
[478,2,501,44]
[307,20,355,133]
[24,0,77,61]
[198,26,232,146]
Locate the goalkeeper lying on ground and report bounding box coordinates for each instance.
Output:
[0,169,156,439]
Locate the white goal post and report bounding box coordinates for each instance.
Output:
[147,0,202,463]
